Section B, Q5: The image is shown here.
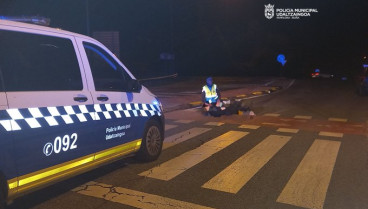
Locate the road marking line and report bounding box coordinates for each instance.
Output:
[351,124,364,127]
[277,139,341,209]
[165,124,178,131]
[277,128,299,133]
[184,108,198,112]
[238,124,260,130]
[73,181,214,209]
[264,80,275,86]
[140,131,248,181]
[163,128,211,150]
[236,94,247,98]
[280,119,294,122]
[262,122,290,127]
[242,94,266,100]
[328,117,347,122]
[319,131,343,138]
[294,115,312,120]
[175,120,194,124]
[287,79,296,89]
[190,101,202,105]
[264,113,280,117]
[202,135,291,194]
[252,91,263,95]
[204,122,224,126]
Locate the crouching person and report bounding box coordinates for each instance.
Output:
[202,77,223,115]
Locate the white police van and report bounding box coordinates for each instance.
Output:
[0,20,164,207]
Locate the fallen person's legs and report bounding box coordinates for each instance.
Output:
[203,100,255,118]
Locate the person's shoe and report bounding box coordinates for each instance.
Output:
[249,111,256,119]
[223,100,231,105]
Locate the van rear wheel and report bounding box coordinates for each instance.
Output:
[137,120,163,162]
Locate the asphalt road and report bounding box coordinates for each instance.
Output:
[9,78,368,209]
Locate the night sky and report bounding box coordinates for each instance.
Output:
[1,0,368,78]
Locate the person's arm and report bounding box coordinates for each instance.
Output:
[202,91,207,103]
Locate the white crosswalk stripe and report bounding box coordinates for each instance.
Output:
[319,131,343,138]
[140,131,248,180]
[264,113,280,117]
[163,127,212,150]
[277,139,341,209]
[328,117,347,122]
[238,124,260,129]
[277,128,299,133]
[294,115,312,119]
[202,134,291,193]
[174,120,194,124]
[204,122,224,126]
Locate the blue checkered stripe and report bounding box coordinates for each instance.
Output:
[0,103,161,132]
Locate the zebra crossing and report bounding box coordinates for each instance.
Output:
[202,134,291,194]
[75,119,351,209]
[139,131,248,181]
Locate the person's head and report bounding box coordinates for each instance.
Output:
[206,77,213,86]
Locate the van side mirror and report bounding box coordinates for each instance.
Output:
[128,79,142,93]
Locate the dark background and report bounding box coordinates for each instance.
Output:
[1,0,368,78]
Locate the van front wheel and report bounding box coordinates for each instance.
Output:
[137,120,163,162]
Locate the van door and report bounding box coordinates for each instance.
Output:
[77,40,147,154]
[0,29,95,192]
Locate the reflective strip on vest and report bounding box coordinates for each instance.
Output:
[202,84,218,103]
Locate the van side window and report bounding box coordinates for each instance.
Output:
[83,42,132,92]
[0,30,83,91]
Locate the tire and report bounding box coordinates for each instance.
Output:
[136,120,163,162]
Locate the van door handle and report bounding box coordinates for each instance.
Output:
[73,96,88,102]
[97,96,109,101]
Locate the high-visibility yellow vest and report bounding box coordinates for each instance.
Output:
[202,84,218,103]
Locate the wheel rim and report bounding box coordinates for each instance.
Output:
[145,126,162,156]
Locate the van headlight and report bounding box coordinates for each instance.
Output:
[152,98,163,112]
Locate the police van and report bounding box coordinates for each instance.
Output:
[0,20,164,207]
